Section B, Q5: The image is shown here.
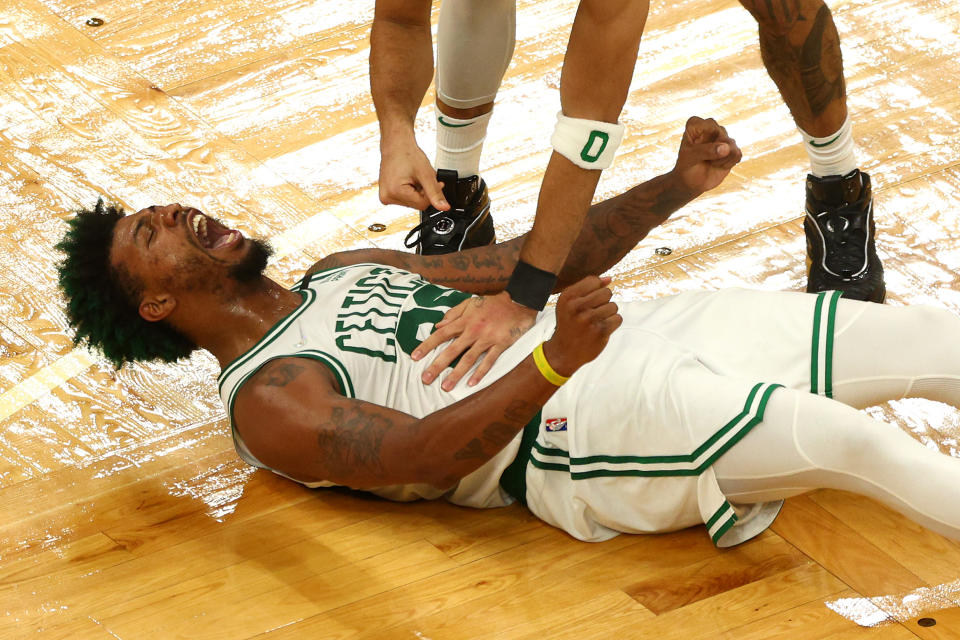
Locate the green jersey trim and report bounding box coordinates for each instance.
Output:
[217,287,316,393]
[288,350,355,398]
[297,262,389,290]
[526,382,782,479]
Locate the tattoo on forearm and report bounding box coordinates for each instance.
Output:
[470,252,504,270]
[559,177,692,285]
[316,406,392,477]
[650,184,694,217]
[504,400,539,422]
[450,254,470,272]
[453,438,486,461]
[452,400,541,461]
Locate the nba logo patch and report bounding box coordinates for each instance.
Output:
[545,418,567,432]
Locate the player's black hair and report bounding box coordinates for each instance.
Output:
[55,199,197,368]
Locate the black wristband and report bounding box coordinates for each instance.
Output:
[506,260,558,311]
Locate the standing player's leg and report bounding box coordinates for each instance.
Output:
[713,386,960,541]
[409,0,516,255]
[738,0,884,302]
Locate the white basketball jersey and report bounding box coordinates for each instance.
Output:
[217,263,552,508]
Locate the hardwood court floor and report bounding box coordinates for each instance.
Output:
[2,0,960,637]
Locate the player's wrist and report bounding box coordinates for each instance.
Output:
[539,339,578,379]
[506,260,558,311]
[663,167,702,200]
[378,115,418,146]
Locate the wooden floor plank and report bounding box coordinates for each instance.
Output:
[771,494,927,594]
[810,491,960,586]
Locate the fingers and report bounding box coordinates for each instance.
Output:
[412,318,463,362]
[434,299,468,330]
[570,284,614,313]
[682,121,742,172]
[446,343,506,391]
[684,116,735,151]
[558,275,613,313]
[415,291,536,389]
[418,166,449,212]
[587,300,620,321]
[378,145,449,210]
[560,274,611,300]
[412,299,472,362]
[604,311,624,334]
[716,135,743,169]
[421,336,469,385]
[467,345,506,387]
[685,115,724,144]
[380,185,427,210]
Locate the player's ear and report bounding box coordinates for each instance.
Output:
[139,292,176,322]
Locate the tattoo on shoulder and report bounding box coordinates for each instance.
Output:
[315,405,393,478]
[258,362,305,387]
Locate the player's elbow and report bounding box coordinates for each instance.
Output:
[406,443,466,491]
[428,470,463,493]
[404,457,462,492]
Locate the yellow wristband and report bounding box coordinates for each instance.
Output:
[533,343,570,386]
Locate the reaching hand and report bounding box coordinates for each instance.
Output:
[672,116,743,195]
[378,137,449,211]
[541,276,622,376]
[412,291,538,391]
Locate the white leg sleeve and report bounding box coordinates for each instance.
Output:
[436,0,516,109]
[714,388,960,541]
[830,302,960,409]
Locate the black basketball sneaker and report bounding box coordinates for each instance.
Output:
[404,169,496,255]
[805,169,885,303]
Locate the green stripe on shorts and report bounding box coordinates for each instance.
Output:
[810,290,842,397]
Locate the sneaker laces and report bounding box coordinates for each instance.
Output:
[815,195,871,278]
[404,209,448,249]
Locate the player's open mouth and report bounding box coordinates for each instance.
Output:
[189,210,242,251]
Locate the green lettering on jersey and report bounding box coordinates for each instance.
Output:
[395,284,471,356]
[334,269,471,363]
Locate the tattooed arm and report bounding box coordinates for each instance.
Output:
[231,277,621,490]
[306,116,743,294]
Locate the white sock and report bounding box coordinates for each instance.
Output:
[799,115,858,177]
[435,108,492,177]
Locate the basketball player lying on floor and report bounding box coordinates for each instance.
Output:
[58,117,960,548]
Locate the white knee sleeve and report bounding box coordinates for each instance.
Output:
[436,0,516,109]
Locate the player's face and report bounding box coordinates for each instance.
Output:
[110,203,264,299]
